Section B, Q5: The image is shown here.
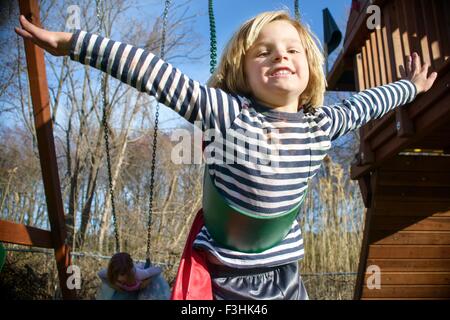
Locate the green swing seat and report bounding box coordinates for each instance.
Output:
[202,168,306,253]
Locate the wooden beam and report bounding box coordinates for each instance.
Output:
[375,25,387,85]
[433,0,450,62]
[370,31,381,86]
[354,52,365,91]
[381,2,394,83]
[368,244,450,259]
[362,46,370,90]
[351,64,450,180]
[0,220,53,248]
[362,284,450,298]
[416,0,433,68]
[18,0,76,300]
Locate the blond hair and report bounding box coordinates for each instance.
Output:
[207,11,326,109]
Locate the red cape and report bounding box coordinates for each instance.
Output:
[170,209,213,300]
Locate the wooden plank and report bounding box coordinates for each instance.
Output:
[393,2,416,143]
[370,231,450,245]
[430,0,446,68]
[408,61,450,119]
[443,0,450,60]
[377,171,450,187]
[18,0,75,300]
[367,258,450,271]
[375,186,450,202]
[395,105,415,138]
[421,0,442,70]
[396,0,411,59]
[365,39,376,87]
[372,202,450,215]
[358,174,372,208]
[362,46,370,90]
[369,116,397,150]
[342,0,372,54]
[368,244,450,259]
[354,53,365,91]
[375,25,387,85]
[416,0,433,68]
[390,0,404,80]
[372,209,450,218]
[370,31,381,86]
[0,220,53,248]
[354,206,376,299]
[363,110,395,142]
[380,155,450,172]
[401,0,421,56]
[371,216,450,231]
[363,272,450,285]
[362,285,450,298]
[381,2,394,83]
[434,0,450,61]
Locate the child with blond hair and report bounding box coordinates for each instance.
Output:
[15,9,436,300]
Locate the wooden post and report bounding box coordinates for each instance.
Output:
[18,0,76,300]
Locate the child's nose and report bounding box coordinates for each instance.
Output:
[272,50,288,62]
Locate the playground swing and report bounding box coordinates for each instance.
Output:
[94,0,171,300]
[170,0,308,300]
[91,0,306,300]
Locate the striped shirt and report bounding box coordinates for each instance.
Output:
[70,30,417,268]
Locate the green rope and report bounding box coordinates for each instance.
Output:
[294,0,300,21]
[208,0,217,74]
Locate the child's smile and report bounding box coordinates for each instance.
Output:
[245,20,309,113]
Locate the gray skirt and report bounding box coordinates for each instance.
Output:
[208,261,309,300]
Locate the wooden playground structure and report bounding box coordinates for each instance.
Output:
[0,0,75,299]
[328,0,450,299]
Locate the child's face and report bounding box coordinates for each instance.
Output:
[245,20,309,110]
[117,273,135,286]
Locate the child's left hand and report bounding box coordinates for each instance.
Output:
[404,52,438,94]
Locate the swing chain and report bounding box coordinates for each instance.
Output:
[96,0,120,252]
[294,0,300,21]
[208,0,217,74]
[146,0,171,262]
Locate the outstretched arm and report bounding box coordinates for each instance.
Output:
[14,15,241,133]
[322,53,438,141]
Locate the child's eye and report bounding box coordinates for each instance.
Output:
[257,51,269,57]
[288,49,301,54]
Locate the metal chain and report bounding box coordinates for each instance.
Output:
[208,0,217,74]
[146,0,171,262]
[294,0,300,21]
[96,0,120,252]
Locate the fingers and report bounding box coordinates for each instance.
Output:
[19,15,40,37]
[405,55,412,76]
[412,52,421,75]
[14,26,33,40]
[425,71,438,92]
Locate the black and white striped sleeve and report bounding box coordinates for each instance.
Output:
[321,80,417,141]
[68,30,241,131]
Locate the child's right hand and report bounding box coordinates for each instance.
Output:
[14,15,72,56]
